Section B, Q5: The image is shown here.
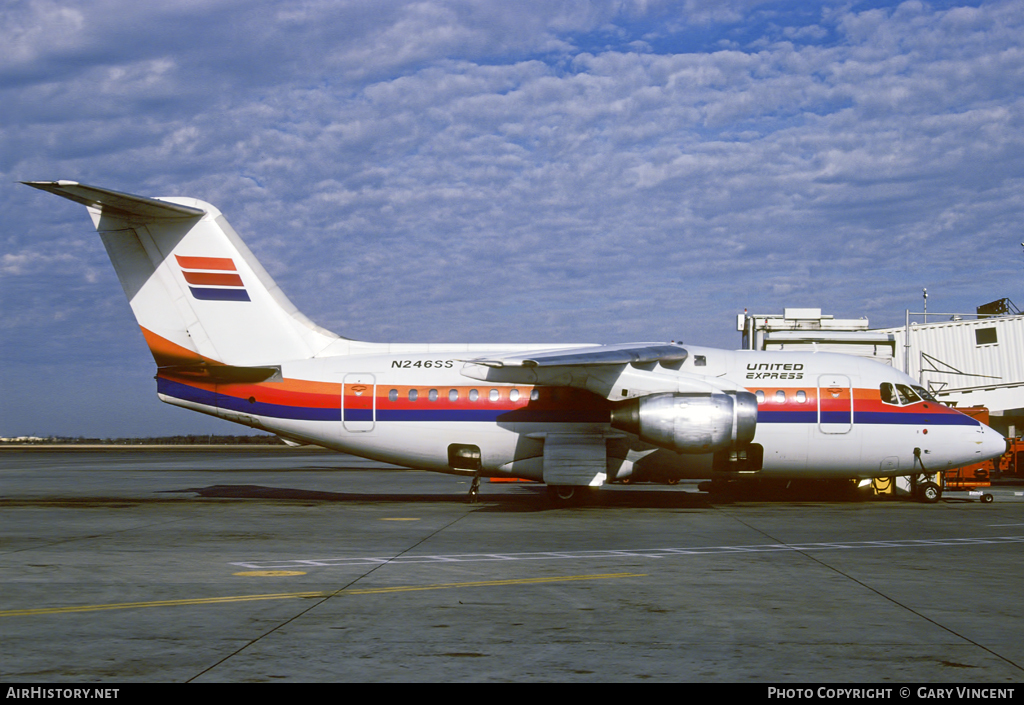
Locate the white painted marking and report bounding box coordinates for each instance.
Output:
[229,535,1024,570]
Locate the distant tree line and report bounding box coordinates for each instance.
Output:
[0,435,286,445]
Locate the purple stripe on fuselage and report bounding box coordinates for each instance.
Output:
[757,409,978,426]
[375,408,608,423]
[157,378,339,421]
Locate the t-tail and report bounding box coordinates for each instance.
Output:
[22,181,342,375]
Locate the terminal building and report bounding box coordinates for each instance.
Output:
[738,300,1024,438]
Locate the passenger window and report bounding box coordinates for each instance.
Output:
[469,389,479,402]
[388,389,398,402]
[796,391,807,403]
[531,389,540,401]
[449,389,459,402]
[755,390,765,404]
[509,389,520,402]
[408,389,418,402]
[428,389,438,402]
[489,389,499,402]
[775,390,786,404]
[694,355,706,367]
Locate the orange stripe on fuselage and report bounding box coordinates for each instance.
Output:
[169,375,341,408]
[745,384,966,419]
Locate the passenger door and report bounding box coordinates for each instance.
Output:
[343,374,376,432]
[818,375,853,434]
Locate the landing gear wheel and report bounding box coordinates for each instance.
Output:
[982,493,994,504]
[918,481,942,503]
[549,486,575,501]
[547,485,588,505]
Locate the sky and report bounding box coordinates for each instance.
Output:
[2,0,1023,437]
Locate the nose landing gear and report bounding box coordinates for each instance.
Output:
[916,480,942,504]
[912,448,942,504]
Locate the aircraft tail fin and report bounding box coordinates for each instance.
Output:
[23,181,340,368]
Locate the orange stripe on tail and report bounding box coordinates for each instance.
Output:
[174,255,237,271]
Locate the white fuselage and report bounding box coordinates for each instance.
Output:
[157,345,1006,483]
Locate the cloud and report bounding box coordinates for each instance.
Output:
[3,0,1024,435]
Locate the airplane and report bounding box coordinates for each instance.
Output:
[23,180,1007,502]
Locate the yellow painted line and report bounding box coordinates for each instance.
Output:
[0,573,645,618]
[379,517,420,521]
[233,570,308,577]
[343,573,645,595]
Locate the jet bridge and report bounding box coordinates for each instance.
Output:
[739,303,1024,437]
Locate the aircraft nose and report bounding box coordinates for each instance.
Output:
[978,424,1007,462]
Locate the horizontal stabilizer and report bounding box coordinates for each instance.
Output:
[21,181,205,220]
[465,343,688,368]
[159,364,282,384]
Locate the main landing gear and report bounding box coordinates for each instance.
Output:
[547,485,577,502]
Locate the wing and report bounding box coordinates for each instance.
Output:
[464,342,757,461]
[466,342,688,368]
[461,342,743,400]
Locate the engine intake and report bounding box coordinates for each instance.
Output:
[611,392,758,454]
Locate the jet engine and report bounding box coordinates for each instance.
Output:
[610,392,758,454]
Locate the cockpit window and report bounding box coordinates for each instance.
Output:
[896,384,920,405]
[880,383,897,405]
[882,382,930,406]
[912,386,937,402]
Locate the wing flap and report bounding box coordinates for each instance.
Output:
[541,434,608,487]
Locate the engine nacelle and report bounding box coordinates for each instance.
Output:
[610,392,758,454]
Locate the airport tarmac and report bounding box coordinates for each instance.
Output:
[2,447,1024,683]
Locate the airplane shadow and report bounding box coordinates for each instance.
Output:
[161,479,896,509]
[160,484,718,511]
